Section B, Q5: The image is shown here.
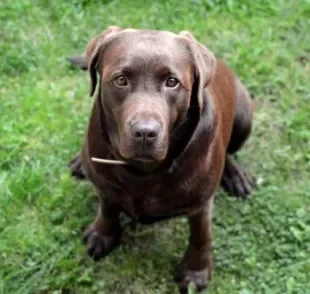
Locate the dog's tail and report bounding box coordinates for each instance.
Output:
[66,55,88,70]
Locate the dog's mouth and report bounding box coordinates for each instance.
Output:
[131,157,156,163]
[116,138,168,172]
[92,152,163,174]
[126,156,162,173]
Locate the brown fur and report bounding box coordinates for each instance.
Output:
[67,26,255,293]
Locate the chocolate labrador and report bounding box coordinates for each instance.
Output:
[67,26,255,293]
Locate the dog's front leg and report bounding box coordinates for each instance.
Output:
[175,196,214,293]
[83,190,121,261]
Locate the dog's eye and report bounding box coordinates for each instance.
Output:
[114,75,128,87]
[166,77,179,88]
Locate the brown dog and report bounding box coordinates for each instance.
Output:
[67,26,255,293]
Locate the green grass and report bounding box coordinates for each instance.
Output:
[1,0,310,293]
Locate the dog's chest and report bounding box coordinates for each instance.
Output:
[114,173,199,220]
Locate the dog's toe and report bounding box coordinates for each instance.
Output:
[86,232,108,261]
[221,156,256,199]
[233,169,254,197]
[83,224,120,261]
[175,267,209,293]
[221,170,255,199]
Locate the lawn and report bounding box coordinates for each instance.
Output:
[0,0,310,293]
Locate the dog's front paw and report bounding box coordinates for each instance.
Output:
[83,223,120,261]
[221,156,256,199]
[175,266,209,293]
[68,153,86,180]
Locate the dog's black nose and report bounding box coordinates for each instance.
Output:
[131,120,160,142]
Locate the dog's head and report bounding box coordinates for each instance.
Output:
[86,26,216,169]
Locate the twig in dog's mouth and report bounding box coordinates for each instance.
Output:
[91,157,127,165]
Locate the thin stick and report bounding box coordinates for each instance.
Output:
[91,157,127,165]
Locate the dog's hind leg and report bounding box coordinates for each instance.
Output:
[66,54,88,179]
[220,155,255,198]
[221,79,255,198]
[68,153,86,180]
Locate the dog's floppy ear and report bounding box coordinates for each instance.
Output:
[163,32,216,165]
[178,31,216,109]
[86,26,122,97]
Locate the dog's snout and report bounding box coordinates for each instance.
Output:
[131,120,160,142]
